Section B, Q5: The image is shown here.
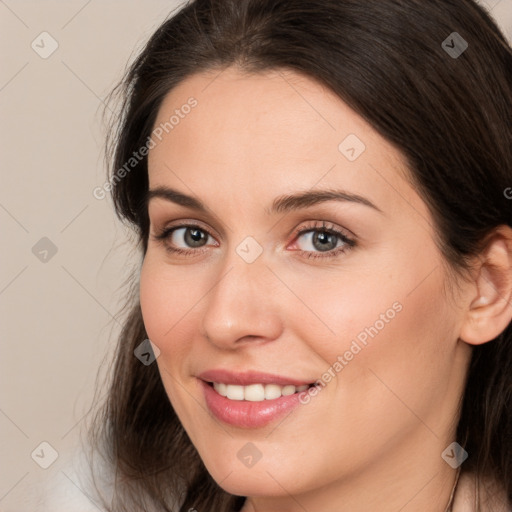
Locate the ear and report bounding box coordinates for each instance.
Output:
[459,225,512,346]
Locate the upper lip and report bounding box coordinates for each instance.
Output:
[198,369,315,387]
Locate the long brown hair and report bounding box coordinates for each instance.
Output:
[87,1,512,510]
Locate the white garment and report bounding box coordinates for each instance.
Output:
[12,440,113,512]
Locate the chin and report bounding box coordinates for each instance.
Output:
[205,462,295,497]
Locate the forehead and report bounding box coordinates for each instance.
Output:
[147,66,420,220]
[149,66,373,166]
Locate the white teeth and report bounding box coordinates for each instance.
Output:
[264,384,282,400]
[226,384,245,400]
[214,382,228,397]
[244,384,265,402]
[212,382,311,401]
[281,385,296,396]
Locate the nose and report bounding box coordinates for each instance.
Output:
[199,249,283,349]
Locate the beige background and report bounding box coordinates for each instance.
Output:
[1,0,511,510]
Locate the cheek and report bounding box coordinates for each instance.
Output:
[279,268,404,372]
[286,253,455,405]
[139,260,170,341]
[333,268,457,430]
[139,257,203,418]
[139,255,204,344]
[282,271,455,474]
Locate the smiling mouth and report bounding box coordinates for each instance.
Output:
[205,381,317,402]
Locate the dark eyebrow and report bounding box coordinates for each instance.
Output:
[146,186,207,212]
[268,189,383,215]
[146,186,382,215]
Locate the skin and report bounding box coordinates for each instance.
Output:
[139,66,512,512]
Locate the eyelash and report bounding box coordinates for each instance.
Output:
[151,220,356,260]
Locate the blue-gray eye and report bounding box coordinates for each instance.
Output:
[296,230,344,252]
[170,227,210,248]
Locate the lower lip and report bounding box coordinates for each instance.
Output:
[200,379,309,428]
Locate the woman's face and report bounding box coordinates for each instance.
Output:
[140,66,472,508]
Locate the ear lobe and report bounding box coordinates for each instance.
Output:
[459,228,512,346]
